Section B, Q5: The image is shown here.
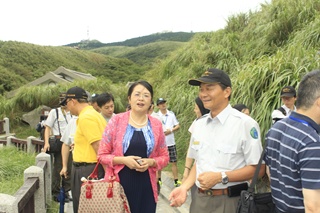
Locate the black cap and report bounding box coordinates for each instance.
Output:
[157,98,166,105]
[280,86,296,97]
[188,68,231,87]
[59,86,88,106]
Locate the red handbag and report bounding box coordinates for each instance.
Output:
[78,162,130,213]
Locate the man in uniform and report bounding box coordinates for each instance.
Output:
[169,68,264,213]
[59,86,106,213]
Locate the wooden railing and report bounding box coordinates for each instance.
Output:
[31,138,45,153]
[0,117,52,213]
[10,137,28,152]
[0,151,51,213]
[0,136,45,154]
[0,139,6,146]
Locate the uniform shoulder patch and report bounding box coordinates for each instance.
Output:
[250,127,259,139]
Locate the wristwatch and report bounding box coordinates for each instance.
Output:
[221,172,229,184]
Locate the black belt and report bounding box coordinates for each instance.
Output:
[73,162,96,167]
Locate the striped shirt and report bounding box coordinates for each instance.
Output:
[264,111,320,212]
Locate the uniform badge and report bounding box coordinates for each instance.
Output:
[250,127,258,139]
[193,141,200,145]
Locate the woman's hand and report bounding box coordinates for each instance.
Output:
[121,156,155,172]
[135,158,155,172]
[123,156,143,169]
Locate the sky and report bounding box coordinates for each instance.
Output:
[1,0,270,46]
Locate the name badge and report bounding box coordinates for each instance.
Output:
[193,141,200,145]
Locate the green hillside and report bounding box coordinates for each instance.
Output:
[92,41,186,65]
[0,32,192,94]
[0,41,141,94]
[65,31,195,49]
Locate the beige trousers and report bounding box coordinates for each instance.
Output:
[190,190,239,213]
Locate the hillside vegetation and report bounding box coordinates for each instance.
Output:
[146,0,320,154]
[0,0,319,162]
[65,31,195,49]
[0,32,192,94]
[0,41,142,93]
[92,41,186,66]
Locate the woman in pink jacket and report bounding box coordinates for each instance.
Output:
[98,80,169,213]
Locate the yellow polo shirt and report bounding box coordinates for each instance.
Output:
[73,106,107,162]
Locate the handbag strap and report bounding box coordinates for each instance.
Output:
[88,160,116,180]
[88,161,101,179]
[248,143,266,193]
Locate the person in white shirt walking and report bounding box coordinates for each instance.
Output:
[157,98,181,188]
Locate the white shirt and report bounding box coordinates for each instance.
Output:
[45,107,72,135]
[150,111,165,130]
[157,110,179,146]
[101,112,116,123]
[271,104,296,123]
[61,116,78,145]
[189,105,262,189]
[187,119,197,159]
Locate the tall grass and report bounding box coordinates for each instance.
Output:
[0,147,36,194]
[0,147,61,212]
[146,0,320,159]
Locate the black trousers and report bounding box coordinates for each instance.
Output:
[51,152,72,194]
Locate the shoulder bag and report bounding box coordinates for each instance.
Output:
[46,108,62,154]
[78,162,130,213]
[236,147,276,213]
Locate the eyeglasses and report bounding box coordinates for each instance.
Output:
[65,99,72,105]
[133,93,151,99]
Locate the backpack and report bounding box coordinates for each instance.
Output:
[35,122,44,132]
[277,107,287,116]
[35,121,46,140]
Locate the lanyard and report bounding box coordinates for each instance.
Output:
[289,116,311,127]
[162,114,168,125]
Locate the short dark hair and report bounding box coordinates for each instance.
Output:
[218,83,232,100]
[96,93,114,108]
[233,104,249,112]
[77,98,88,104]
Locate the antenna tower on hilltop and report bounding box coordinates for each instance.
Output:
[87,26,90,41]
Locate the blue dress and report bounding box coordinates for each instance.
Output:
[118,128,156,213]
